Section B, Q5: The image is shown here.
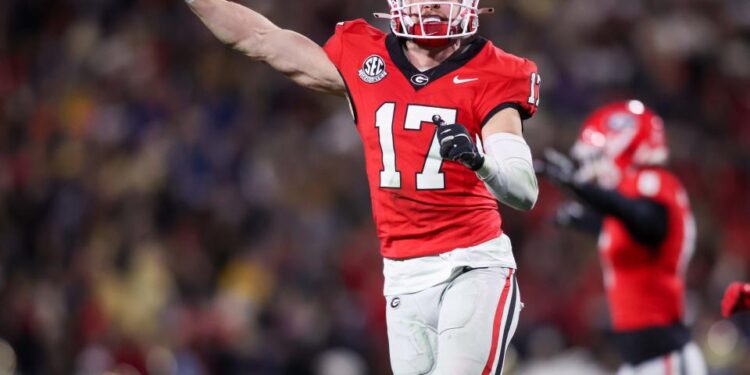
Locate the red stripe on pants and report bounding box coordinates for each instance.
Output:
[664,354,672,375]
[482,269,514,375]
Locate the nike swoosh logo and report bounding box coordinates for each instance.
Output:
[453,76,479,84]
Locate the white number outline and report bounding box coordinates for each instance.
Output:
[375,102,401,189]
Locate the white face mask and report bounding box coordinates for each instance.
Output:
[375,1,493,43]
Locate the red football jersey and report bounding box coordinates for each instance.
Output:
[599,168,696,331]
[324,20,540,259]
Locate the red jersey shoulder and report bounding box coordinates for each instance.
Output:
[334,19,385,40]
[630,169,684,204]
[480,44,538,81]
[473,43,540,122]
[324,19,385,68]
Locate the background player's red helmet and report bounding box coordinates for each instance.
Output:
[376,1,492,47]
[571,100,668,186]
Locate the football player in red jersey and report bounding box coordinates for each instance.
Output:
[187,0,540,373]
[722,282,750,318]
[538,100,707,375]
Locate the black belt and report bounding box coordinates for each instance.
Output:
[611,323,691,365]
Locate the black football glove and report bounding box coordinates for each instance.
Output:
[432,115,484,171]
[535,148,576,187]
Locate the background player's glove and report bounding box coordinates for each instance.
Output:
[722,282,750,318]
[433,115,484,171]
[535,149,576,187]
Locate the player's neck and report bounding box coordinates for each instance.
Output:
[403,39,462,72]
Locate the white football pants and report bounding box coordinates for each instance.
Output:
[617,342,707,375]
[385,267,521,375]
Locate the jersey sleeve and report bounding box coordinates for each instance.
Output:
[323,19,370,69]
[478,59,540,126]
[636,170,681,206]
[323,23,346,68]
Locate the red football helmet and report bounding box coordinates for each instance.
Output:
[722,282,750,318]
[374,1,494,47]
[571,100,668,187]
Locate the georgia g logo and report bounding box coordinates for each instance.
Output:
[410,74,429,86]
[359,55,388,84]
[390,297,401,309]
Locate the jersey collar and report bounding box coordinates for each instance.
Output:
[385,34,488,91]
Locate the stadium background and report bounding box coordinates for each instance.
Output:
[1,0,749,374]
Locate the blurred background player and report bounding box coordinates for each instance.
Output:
[722,282,750,318]
[2,0,749,374]
[537,100,707,375]
[187,0,540,373]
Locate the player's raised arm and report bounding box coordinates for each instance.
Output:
[186,0,345,95]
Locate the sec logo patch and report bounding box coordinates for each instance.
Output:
[359,55,388,84]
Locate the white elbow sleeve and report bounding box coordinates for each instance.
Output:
[475,133,539,211]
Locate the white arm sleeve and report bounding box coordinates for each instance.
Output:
[475,133,539,211]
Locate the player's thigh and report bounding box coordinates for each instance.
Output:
[386,293,439,375]
[433,267,520,375]
[617,342,706,375]
[681,342,707,375]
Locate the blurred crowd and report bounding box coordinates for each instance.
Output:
[0,0,749,374]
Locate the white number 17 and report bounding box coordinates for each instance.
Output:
[375,103,458,190]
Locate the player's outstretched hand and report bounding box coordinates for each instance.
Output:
[432,115,484,171]
[722,282,750,318]
[535,149,576,187]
